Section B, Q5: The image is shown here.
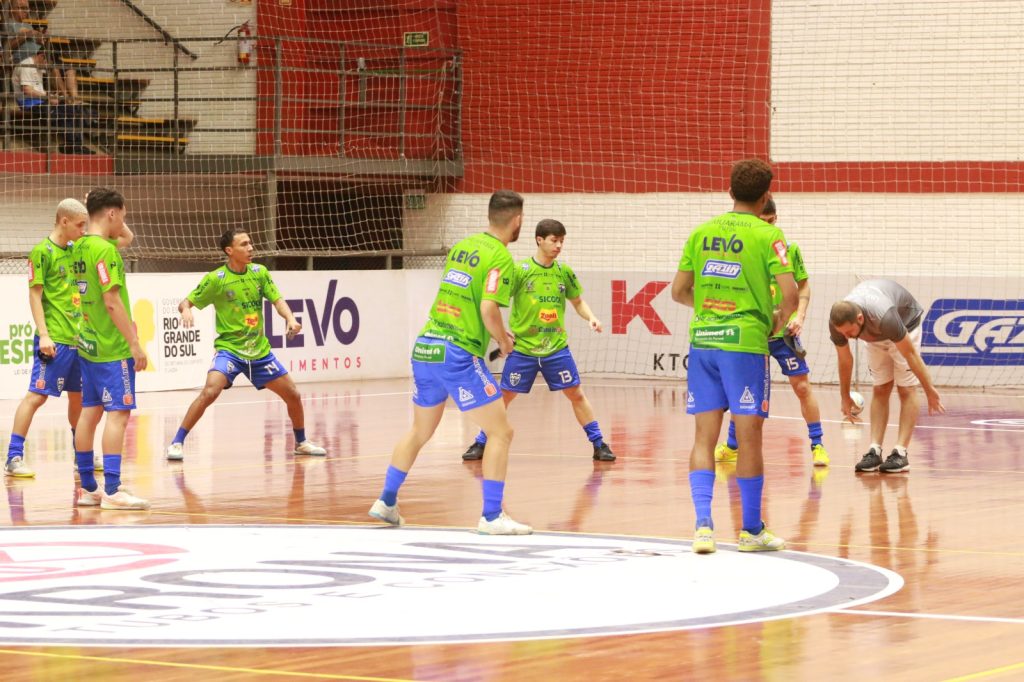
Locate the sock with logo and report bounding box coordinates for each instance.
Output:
[75,449,97,491]
[7,433,25,462]
[103,454,122,495]
[380,465,407,506]
[294,428,306,445]
[583,420,605,448]
[726,421,739,450]
[808,422,823,448]
[173,426,189,445]
[689,470,715,527]
[737,475,765,535]
[482,479,505,521]
[474,430,488,446]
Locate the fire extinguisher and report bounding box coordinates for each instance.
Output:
[237,21,253,66]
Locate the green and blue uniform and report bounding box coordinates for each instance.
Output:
[26,237,82,396]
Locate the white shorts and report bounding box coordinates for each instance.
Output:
[866,326,922,388]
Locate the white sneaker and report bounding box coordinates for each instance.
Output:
[166,442,184,461]
[101,487,151,511]
[4,456,35,478]
[369,499,404,526]
[76,487,102,506]
[477,512,533,535]
[294,440,327,456]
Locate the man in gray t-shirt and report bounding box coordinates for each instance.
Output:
[829,279,944,474]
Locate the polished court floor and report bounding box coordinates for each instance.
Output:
[0,378,1022,680]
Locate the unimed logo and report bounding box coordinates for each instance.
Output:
[0,526,901,647]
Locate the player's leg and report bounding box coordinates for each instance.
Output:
[722,351,784,552]
[5,392,47,478]
[62,353,97,472]
[881,339,920,473]
[263,372,326,456]
[6,338,70,477]
[167,354,235,460]
[544,348,615,461]
[771,337,827,466]
[686,348,727,553]
[856,341,894,472]
[73,404,104,505]
[464,351,536,461]
[466,398,531,534]
[93,359,148,510]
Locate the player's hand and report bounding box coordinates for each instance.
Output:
[180,307,195,328]
[285,319,301,340]
[840,395,862,424]
[925,388,945,415]
[497,331,514,357]
[589,317,603,333]
[786,315,804,337]
[38,334,56,358]
[131,343,148,371]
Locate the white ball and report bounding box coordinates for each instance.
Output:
[849,391,865,415]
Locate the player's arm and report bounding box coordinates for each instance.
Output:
[102,285,147,371]
[179,273,213,329]
[568,296,601,333]
[774,271,798,336]
[271,297,301,340]
[831,331,859,422]
[787,278,811,337]
[670,270,694,307]
[27,284,55,357]
[481,299,513,356]
[894,335,945,415]
[115,223,135,249]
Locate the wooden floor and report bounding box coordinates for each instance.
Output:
[0,378,1022,681]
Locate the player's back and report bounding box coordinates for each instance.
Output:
[420,232,513,357]
[683,212,791,354]
[73,234,132,362]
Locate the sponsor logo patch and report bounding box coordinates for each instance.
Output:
[97,261,111,286]
[701,260,742,279]
[692,325,740,345]
[443,270,473,288]
[485,268,501,294]
[921,299,1024,366]
[772,240,790,267]
[412,342,446,363]
[538,308,559,323]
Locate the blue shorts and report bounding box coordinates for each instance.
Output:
[80,357,136,411]
[410,337,501,412]
[769,337,810,377]
[28,337,81,396]
[210,350,288,390]
[686,347,771,417]
[500,347,580,393]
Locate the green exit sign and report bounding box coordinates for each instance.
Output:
[404,192,427,210]
[404,32,429,47]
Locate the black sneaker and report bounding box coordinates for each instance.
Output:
[879,450,910,473]
[461,442,485,461]
[855,449,883,472]
[592,443,616,462]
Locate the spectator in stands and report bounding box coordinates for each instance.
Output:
[4,0,78,103]
[12,48,91,154]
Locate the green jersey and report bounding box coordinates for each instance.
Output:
[187,263,282,360]
[679,212,793,354]
[508,258,582,357]
[74,234,132,362]
[769,242,808,339]
[419,232,514,357]
[27,237,79,345]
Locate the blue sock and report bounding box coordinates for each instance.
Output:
[583,420,604,448]
[474,430,488,445]
[75,449,97,491]
[727,421,738,449]
[380,465,407,506]
[737,475,765,535]
[807,421,823,448]
[173,426,189,445]
[482,479,505,521]
[7,434,25,461]
[294,428,306,444]
[103,454,122,495]
[689,470,715,528]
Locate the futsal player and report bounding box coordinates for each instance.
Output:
[72,188,149,510]
[671,159,797,554]
[369,190,532,535]
[829,279,945,473]
[460,218,615,463]
[715,197,830,467]
[165,227,327,460]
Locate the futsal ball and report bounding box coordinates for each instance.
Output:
[849,391,865,416]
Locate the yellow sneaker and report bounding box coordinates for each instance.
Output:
[714,443,738,463]
[738,526,786,552]
[692,526,716,554]
[811,444,830,467]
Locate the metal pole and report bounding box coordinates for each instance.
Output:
[398,47,406,159]
[112,41,119,160]
[173,47,179,121]
[338,42,346,158]
[264,38,283,265]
